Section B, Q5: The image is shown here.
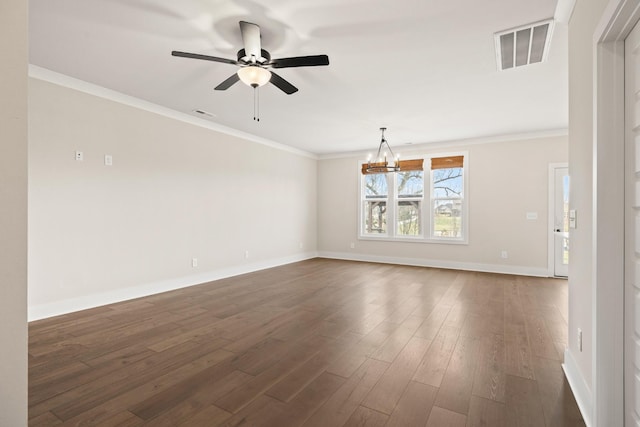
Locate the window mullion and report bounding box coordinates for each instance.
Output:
[389,173,396,237]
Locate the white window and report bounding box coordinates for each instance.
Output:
[430,155,465,240]
[396,170,424,237]
[362,173,388,234]
[359,152,468,243]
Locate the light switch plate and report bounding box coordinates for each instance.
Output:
[569,209,577,229]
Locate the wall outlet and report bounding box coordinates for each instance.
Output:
[299,242,303,249]
[501,250,508,259]
[191,258,198,268]
[75,150,83,161]
[245,250,249,259]
[350,242,355,249]
[578,328,583,351]
[104,154,113,166]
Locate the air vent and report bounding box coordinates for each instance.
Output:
[495,19,554,71]
[192,109,216,118]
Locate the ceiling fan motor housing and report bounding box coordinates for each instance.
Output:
[237,48,271,64]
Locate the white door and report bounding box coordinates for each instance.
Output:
[553,166,569,277]
[625,18,640,427]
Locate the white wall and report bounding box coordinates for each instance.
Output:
[318,135,567,275]
[565,0,610,413]
[28,77,317,319]
[0,0,28,424]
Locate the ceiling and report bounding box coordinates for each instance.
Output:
[29,0,568,155]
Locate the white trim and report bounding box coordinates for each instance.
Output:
[28,65,317,160]
[590,1,640,425]
[548,162,569,277]
[595,0,640,43]
[358,236,468,245]
[318,128,568,160]
[554,0,577,24]
[563,348,594,427]
[28,252,318,321]
[318,251,550,277]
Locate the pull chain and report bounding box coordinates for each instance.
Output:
[253,87,260,122]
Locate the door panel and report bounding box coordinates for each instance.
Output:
[625,18,640,426]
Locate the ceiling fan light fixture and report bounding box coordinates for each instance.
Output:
[237,66,272,88]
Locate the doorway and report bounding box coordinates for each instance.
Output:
[591,1,640,425]
[625,16,640,426]
[549,164,569,277]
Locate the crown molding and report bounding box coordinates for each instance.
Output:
[28,65,318,160]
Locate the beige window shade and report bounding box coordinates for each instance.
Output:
[431,155,464,170]
[361,159,424,175]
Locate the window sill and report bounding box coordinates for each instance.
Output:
[358,235,468,245]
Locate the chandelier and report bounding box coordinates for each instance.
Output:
[364,127,400,173]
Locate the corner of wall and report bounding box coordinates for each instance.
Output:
[563,348,593,426]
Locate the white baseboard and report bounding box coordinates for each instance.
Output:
[317,251,550,277]
[563,348,593,427]
[29,251,550,321]
[28,252,318,321]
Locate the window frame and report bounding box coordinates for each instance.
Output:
[358,151,469,244]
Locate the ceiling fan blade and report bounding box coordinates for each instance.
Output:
[269,71,298,95]
[214,73,240,90]
[270,55,330,69]
[239,21,262,61]
[171,50,237,65]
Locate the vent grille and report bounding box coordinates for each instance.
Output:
[495,19,553,71]
[192,109,216,118]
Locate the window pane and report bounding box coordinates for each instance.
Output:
[364,174,387,198]
[433,167,463,198]
[364,201,387,234]
[397,200,421,236]
[433,199,462,238]
[397,171,424,198]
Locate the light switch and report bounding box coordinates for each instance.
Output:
[569,209,577,229]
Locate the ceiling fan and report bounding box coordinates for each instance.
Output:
[171,21,329,95]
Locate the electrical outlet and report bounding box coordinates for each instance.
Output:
[350,242,355,249]
[578,328,582,351]
[501,250,508,259]
[299,242,303,249]
[191,258,198,268]
[75,151,83,161]
[104,155,113,166]
[245,250,249,259]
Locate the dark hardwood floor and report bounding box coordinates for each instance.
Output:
[28,258,585,426]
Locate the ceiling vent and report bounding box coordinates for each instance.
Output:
[192,109,216,118]
[494,19,554,71]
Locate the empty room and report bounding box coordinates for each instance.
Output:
[2,0,635,426]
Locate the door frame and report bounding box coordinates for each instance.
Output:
[592,1,640,425]
[548,163,569,277]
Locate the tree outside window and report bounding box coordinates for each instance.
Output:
[360,153,467,242]
[363,173,387,234]
[432,166,463,238]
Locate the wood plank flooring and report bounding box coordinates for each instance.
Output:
[28,258,585,426]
